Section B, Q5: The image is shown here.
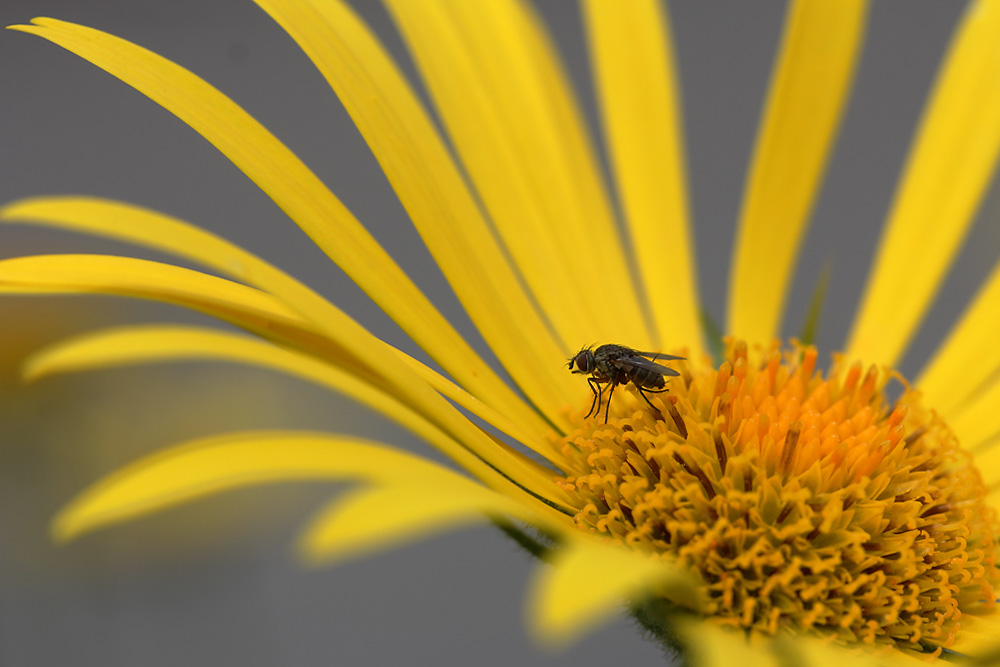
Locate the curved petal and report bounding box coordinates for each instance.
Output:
[0,253,306,330]
[528,538,702,647]
[846,0,1000,367]
[0,253,393,395]
[917,260,1000,419]
[243,1,578,423]
[8,19,574,429]
[298,482,522,565]
[581,0,702,356]
[26,325,574,510]
[383,0,651,349]
[0,196,551,440]
[727,0,868,343]
[53,431,479,542]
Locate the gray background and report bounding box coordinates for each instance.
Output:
[0,1,994,665]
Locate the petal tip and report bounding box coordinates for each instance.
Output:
[50,510,83,545]
[7,18,52,32]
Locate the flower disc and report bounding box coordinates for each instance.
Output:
[555,341,999,651]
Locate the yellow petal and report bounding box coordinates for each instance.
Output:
[950,610,1000,660]
[0,254,376,393]
[383,0,651,349]
[0,196,551,441]
[678,619,919,667]
[918,259,1000,420]
[0,253,306,329]
[9,19,569,431]
[247,0,578,424]
[846,0,1000,367]
[936,379,1000,455]
[528,538,701,647]
[582,0,702,355]
[53,431,471,542]
[26,324,574,514]
[727,0,868,343]
[975,446,1000,489]
[678,621,779,667]
[299,482,519,565]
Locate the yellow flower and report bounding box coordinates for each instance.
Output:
[5,0,1000,664]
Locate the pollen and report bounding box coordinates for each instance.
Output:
[554,340,1000,651]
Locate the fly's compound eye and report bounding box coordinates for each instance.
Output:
[573,351,593,373]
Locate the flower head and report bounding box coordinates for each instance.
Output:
[6,0,1000,664]
[558,341,1000,651]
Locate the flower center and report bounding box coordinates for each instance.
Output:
[554,340,999,651]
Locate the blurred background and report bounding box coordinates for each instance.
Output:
[0,1,996,665]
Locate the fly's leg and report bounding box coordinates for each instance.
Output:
[637,386,664,412]
[585,378,604,419]
[604,381,617,423]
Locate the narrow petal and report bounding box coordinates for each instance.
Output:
[26,325,574,511]
[383,0,652,349]
[0,196,551,440]
[247,0,580,422]
[527,539,701,647]
[917,261,1000,418]
[846,0,1000,367]
[727,0,868,343]
[0,254,305,330]
[9,19,575,428]
[582,0,702,355]
[298,482,520,565]
[53,431,476,542]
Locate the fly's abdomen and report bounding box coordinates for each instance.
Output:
[630,367,666,390]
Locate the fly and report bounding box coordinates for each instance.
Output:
[567,344,685,423]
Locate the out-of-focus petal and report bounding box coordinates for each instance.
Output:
[949,611,1000,659]
[679,618,922,667]
[948,375,1000,452]
[528,538,701,647]
[847,0,1000,367]
[299,482,521,565]
[728,0,868,344]
[918,259,1000,419]
[53,431,475,542]
[680,621,779,667]
[28,325,572,511]
[582,0,702,356]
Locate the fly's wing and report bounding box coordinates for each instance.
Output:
[616,355,681,377]
[634,350,686,362]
